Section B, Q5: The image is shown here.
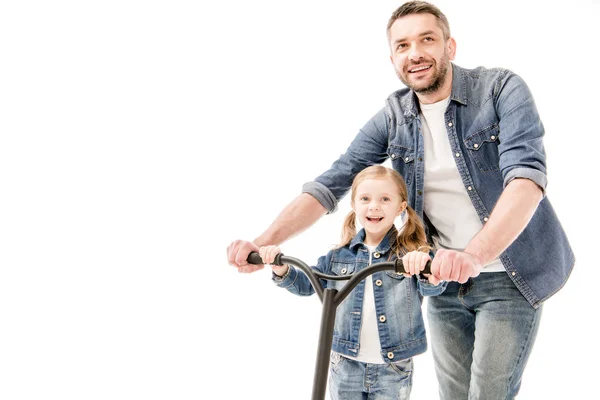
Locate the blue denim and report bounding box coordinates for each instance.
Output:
[302,63,574,308]
[273,226,447,362]
[427,272,543,400]
[329,352,413,400]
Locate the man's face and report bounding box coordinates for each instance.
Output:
[388,13,455,96]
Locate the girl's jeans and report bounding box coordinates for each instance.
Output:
[428,272,543,400]
[329,352,413,400]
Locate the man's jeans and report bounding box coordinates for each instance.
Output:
[428,272,543,400]
[329,352,413,400]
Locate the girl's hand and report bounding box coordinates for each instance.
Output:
[259,245,289,277]
[401,250,431,277]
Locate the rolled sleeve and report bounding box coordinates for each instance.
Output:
[496,71,548,197]
[503,167,547,195]
[301,108,390,214]
[302,181,339,214]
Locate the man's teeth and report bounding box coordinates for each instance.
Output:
[410,65,431,72]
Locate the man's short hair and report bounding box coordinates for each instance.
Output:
[387,1,451,41]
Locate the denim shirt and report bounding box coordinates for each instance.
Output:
[273,227,446,362]
[303,64,574,308]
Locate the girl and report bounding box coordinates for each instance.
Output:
[260,165,446,400]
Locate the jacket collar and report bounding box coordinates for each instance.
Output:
[349,226,398,254]
[400,63,467,119]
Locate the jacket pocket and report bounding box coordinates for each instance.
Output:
[463,123,500,172]
[329,261,355,290]
[387,145,416,185]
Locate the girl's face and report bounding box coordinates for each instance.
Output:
[353,178,406,246]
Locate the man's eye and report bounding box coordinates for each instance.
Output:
[424,37,434,42]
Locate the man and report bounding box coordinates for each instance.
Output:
[227,1,574,399]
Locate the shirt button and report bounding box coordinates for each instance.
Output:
[375,279,383,286]
[379,315,386,322]
[467,186,472,191]
[448,122,453,127]
[341,268,347,274]
[387,352,394,359]
[455,153,460,157]
[474,143,479,148]
[483,217,489,222]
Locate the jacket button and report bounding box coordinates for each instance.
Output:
[391,154,396,159]
[512,271,516,276]
[467,186,472,191]
[484,217,489,222]
[448,122,453,127]
[379,315,386,322]
[375,279,383,286]
[341,268,347,274]
[373,252,380,259]
[417,190,422,196]
[455,153,460,157]
[491,135,496,140]
[387,352,394,359]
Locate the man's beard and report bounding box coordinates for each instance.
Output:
[397,51,450,95]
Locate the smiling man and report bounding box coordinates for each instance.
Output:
[227,1,574,399]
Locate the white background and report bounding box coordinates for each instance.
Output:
[0,1,597,399]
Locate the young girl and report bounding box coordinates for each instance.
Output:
[259,165,446,400]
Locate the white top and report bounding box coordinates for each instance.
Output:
[420,97,504,272]
[345,245,385,364]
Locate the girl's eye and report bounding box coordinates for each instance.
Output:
[360,196,369,201]
[382,197,390,202]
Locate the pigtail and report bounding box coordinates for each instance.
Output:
[393,206,431,257]
[337,210,357,248]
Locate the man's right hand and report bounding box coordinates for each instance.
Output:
[226,240,264,273]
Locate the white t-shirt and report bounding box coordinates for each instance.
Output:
[345,245,385,364]
[420,97,504,272]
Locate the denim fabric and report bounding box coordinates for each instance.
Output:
[427,272,543,400]
[329,352,413,400]
[302,63,574,308]
[273,226,447,362]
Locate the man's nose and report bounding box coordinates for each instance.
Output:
[408,43,425,62]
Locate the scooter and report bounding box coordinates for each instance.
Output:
[247,251,431,400]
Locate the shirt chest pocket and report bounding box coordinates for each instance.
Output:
[387,145,416,185]
[463,124,500,172]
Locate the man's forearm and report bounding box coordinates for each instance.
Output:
[254,193,328,247]
[465,178,544,265]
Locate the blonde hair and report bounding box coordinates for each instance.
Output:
[339,165,430,257]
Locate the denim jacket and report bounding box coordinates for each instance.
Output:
[273,227,446,362]
[303,64,574,308]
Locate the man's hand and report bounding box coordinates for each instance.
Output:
[226,240,263,273]
[430,249,483,283]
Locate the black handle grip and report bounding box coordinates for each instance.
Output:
[247,251,284,266]
[395,259,431,275]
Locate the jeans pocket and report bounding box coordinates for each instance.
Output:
[388,358,413,379]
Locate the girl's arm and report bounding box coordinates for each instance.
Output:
[259,246,329,296]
